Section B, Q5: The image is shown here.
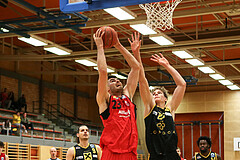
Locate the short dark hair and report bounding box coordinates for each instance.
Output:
[197,136,212,147]
[108,75,117,80]
[0,141,4,148]
[152,87,169,99]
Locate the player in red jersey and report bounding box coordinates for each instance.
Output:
[0,141,9,160]
[94,29,140,160]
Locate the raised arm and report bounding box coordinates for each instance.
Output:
[129,32,155,116]
[114,36,140,99]
[150,53,186,113]
[94,29,109,114]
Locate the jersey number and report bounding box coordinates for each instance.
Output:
[112,100,122,109]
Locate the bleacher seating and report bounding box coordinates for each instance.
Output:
[0,108,70,142]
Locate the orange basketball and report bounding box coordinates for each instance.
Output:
[98,26,118,48]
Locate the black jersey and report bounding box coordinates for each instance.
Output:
[73,143,98,160]
[145,105,180,160]
[194,151,218,160]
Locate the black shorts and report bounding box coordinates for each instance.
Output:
[149,151,181,160]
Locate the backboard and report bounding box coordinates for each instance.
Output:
[60,0,166,13]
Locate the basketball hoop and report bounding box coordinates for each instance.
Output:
[139,0,182,31]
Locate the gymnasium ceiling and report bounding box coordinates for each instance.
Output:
[0,0,240,94]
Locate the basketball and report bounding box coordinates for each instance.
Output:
[98,26,118,48]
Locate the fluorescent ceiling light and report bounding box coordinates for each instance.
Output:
[149,86,154,90]
[75,59,97,66]
[44,45,71,55]
[149,36,174,45]
[18,37,47,46]
[0,28,9,32]
[130,24,157,35]
[104,7,135,20]
[209,74,225,80]
[111,73,127,79]
[94,67,115,73]
[185,59,204,66]
[198,67,215,74]
[226,85,240,90]
[172,51,193,59]
[218,80,233,85]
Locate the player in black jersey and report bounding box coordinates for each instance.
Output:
[192,136,221,160]
[66,125,102,160]
[131,32,186,160]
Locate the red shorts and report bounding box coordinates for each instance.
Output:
[101,147,137,160]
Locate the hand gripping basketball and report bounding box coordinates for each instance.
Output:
[97,26,118,48]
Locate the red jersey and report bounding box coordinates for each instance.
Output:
[0,153,6,160]
[100,95,138,155]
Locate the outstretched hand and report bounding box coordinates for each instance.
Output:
[150,53,169,67]
[93,29,104,48]
[128,32,141,53]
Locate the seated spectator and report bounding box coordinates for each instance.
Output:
[0,88,8,108]
[21,112,34,131]
[1,119,12,135]
[17,94,27,112]
[12,111,27,133]
[6,91,15,110]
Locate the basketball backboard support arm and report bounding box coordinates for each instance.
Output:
[60,0,165,13]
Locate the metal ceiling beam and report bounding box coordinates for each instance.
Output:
[0,4,238,38]
[119,59,240,72]
[1,34,240,61]
[13,59,240,75]
[84,4,237,29]
[53,75,240,86]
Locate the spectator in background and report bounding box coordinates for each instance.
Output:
[1,119,12,135]
[21,112,34,131]
[176,147,185,160]
[12,111,27,133]
[48,147,61,160]
[192,136,221,160]
[0,141,9,160]
[0,88,8,108]
[17,94,27,112]
[6,91,15,110]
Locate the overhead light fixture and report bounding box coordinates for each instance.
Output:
[111,73,127,79]
[104,7,136,20]
[185,58,204,66]
[218,80,233,85]
[226,85,240,90]
[149,34,174,45]
[172,50,193,59]
[75,59,97,66]
[44,45,71,55]
[198,66,215,74]
[94,66,115,73]
[130,24,157,35]
[18,36,48,46]
[209,73,225,80]
[149,86,155,90]
[0,27,9,32]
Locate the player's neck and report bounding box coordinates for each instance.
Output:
[200,149,211,157]
[155,101,166,108]
[111,91,122,97]
[79,140,89,148]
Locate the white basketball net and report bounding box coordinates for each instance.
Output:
[139,0,182,31]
